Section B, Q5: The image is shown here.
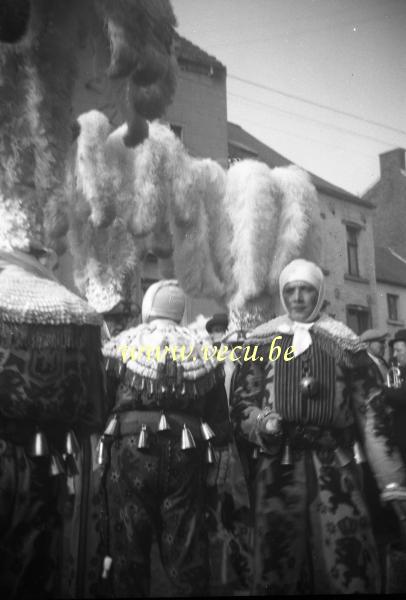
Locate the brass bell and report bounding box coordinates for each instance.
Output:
[251,446,259,460]
[102,555,113,580]
[65,430,80,456]
[181,424,196,450]
[28,428,50,457]
[66,475,75,495]
[281,439,293,467]
[104,414,119,437]
[158,412,171,432]
[49,452,65,476]
[137,425,150,450]
[96,436,108,466]
[299,375,320,399]
[353,441,366,464]
[200,420,215,441]
[205,442,216,464]
[334,446,352,467]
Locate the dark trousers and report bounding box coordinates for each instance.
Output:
[106,432,209,597]
[0,439,63,599]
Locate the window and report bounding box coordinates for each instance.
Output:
[346,306,370,335]
[387,294,399,321]
[170,124,183,140]
[346,226,360,276]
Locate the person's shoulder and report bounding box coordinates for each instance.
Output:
[247,315,292,344]
[314,314,360,343]
[312,314,369,367]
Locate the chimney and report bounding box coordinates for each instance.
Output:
[379,148,405,177]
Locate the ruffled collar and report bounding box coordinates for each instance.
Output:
[247,313,368,366]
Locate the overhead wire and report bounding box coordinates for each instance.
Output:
[228,74,406,136]
[228,92,405,146]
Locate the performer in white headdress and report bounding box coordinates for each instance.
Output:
[230,258,406,594]
[101,280,231,597]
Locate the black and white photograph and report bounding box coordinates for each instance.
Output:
[0,0,405,597]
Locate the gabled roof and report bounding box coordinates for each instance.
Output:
[375,246,406,288]
[228,122,374,207]
[175,34,226,77]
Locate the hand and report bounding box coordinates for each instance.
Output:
[257,409,282,436]
[381,483,406,503]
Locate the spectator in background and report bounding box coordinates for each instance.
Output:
[384,329,406,465]
[360,329,389,379]
[206,313,229,347]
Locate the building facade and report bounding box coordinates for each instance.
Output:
[228,122,378,333]
[142,36,229,324]
[375,246,406,337]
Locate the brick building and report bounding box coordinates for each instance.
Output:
[363,148,406,335]
[364,148,406,256]
[375,246,406,335]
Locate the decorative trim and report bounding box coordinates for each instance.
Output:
[0,322,101,349]
[247,314,368,367]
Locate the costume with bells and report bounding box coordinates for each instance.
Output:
[230,259,406,594]
[101,280,231,597]
[0,247,106,599]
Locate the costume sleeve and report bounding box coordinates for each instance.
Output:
[230,357,274,450]
[349,359,406,490]
[203,381,232,448]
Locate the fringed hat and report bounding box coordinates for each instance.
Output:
[0,249,102,348]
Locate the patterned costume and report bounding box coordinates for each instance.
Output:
[101,280,231,597]
[0,250,106,599]
[230,260,406,595]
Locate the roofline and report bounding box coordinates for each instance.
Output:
[227,121,373,208]
[315,184,375,208]
[376,276,406,289]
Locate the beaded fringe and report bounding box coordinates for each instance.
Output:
[105,355,224,401]
[0,321,101,349]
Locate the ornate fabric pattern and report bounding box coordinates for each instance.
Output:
[229,330,404,594]
[106,434,209,597]
[0,345,92,423]
[0,440,64,599]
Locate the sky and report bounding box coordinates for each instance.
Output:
[171,0,406,196]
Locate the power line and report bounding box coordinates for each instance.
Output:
[228,74,406,136]
[229,113,378,158]
[228,92,403,146]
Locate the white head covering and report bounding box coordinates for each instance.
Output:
[279,259,326,356]
[142,279,185,324]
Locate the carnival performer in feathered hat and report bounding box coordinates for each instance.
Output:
[101,279,231,597]
[230,258,406,594]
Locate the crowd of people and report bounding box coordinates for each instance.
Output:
[1,253,406,597]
